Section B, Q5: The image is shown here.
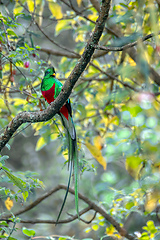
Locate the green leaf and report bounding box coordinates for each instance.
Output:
[0,155,9,161]
[22,191,29,201]
[22,227,35,237]
[7,29,18,37]
[126,156,143,179]
[2,168,26,192]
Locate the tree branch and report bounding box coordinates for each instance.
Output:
[39,47,79,58]
[38,32,157,61]
[94,33,156,52]
[20,206,92,224]
[1,184,136,240]
[0,0,111,152]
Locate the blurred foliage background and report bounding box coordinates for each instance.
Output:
[1,0,160,239]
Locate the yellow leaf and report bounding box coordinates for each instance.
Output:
[26,0,34,12]
[85,137,106,170]
[55,19,71,35]
[77,0,82,7]
[85,227,92,233]
[153,99,160,111]
[88,11,98,21]
[5,197,13,210]
[75,31,85,42]
[100,115,119,128]
[106,225,115,235]
[36,136,46,151]
[14,1,23,15]
[13,98,27,106]
[128,57,136,66]
[50,132,59,141]
[126,156,143,180]
[145,190,160,212]
[47,1,63,19]
[93,135,104,150]
[92,224,99,231]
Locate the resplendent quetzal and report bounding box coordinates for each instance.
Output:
[41,67,79,223]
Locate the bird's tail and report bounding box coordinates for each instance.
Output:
[56,113,79,224]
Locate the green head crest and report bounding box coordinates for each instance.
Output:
[44,67,56,77]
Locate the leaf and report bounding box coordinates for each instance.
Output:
[26,0,34,12]
[92,224,99,231]
[47,0,63,19]
[22,227,35,237]
[35,136,46,151]
[77,0,82,7]
[2,168,26,192]
[0,155,9,161]
[128,57,136,66]
[7,29,18,37]
[22,191,29,202]
[145,190,160,212]
[13,1,23,15]
[93,135,104,150]
[5,197,13,210]
[55,19,72,36]
[85,137,106,170]
[146,220,157,234]
[125,156,143,180]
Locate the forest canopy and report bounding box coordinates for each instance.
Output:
[0,0,160,239]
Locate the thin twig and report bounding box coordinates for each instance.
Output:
[94,33,157,52]
[90,62,140,92]
[20,206,92,224]
[35,22,79,57]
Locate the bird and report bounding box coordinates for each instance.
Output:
[41,67,79,223]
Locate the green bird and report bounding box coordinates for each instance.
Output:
[41,67,79,223]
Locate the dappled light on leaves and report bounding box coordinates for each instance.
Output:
[5,197,13,210]
[126,156,144,180]
[1,0,160,239]
[85,137,106,170]
[145,190,160,213]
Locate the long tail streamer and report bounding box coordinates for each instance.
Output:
[56,113,79,224]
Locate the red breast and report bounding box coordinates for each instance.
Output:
[42,83,55,104]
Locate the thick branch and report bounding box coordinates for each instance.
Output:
[0,0,111,152]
